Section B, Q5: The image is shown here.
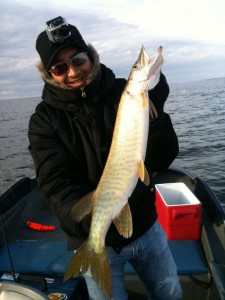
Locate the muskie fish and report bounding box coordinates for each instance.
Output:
[64,46,164,298]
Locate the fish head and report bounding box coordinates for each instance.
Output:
[126,45,163,95]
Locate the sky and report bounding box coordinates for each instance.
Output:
[0,0,225,100]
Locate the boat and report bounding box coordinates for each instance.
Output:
[0,165,224,300]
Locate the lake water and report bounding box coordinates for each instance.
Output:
[0,77,224,209]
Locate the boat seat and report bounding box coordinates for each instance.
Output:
[0,241,73,277]
[169,240,208,274]
[0,240,208,277]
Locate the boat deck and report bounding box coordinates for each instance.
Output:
[0,167,224,299]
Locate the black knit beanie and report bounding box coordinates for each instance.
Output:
[36,20,90,72]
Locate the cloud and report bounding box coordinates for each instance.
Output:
[100,0,225,44]
[0,0,225,100]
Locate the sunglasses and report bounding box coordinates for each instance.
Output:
[49,52,88,76]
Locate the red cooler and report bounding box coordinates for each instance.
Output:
[155,183,202,240]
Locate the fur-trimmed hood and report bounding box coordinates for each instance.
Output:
[36,44,100,89]
[35,44,117,111]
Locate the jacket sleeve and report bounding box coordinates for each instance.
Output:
[145,73,179,171]
[146,113,179,171]
[28,103,91,240]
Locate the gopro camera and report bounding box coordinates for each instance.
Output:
[45,16,71,43]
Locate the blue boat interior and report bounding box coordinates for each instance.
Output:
[0,239,208,277]
[0,172,219,298]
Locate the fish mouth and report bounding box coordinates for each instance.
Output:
[137,46,149,68]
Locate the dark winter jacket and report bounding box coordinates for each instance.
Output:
[28,45,179,250]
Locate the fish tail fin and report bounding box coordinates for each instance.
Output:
[91,248,111,299]
[64,241,112,299]
[63,242,88,281]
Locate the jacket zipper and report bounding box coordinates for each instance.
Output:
[81,88,86,98]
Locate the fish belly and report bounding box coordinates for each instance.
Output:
[90,93,149,243]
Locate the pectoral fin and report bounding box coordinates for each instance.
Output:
[113,203,133,238]
[142,93,148,108]
[149,99,158,120]
[142,93,158,120]
[139,159,150,186]
[71,191,94,222]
